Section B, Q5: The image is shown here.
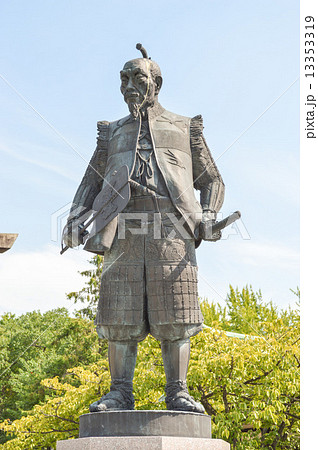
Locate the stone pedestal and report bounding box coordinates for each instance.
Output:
[80,410,211,438]
[57,436,230,449]
[57,410,230,449]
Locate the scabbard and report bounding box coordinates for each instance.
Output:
[211,211,241,233]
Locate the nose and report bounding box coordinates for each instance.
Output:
[126,77,135,91]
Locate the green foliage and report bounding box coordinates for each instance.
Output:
[0,256,300,449]
[191,326,299,448]
[0,363,110,449]
[66,255,103,320]
[199,299,229,329]
[0,308,106,445]
[0,317,299,449]
[0,296,299,449]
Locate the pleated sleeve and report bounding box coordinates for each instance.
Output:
[68,121,109,221]
[190,115,225,213]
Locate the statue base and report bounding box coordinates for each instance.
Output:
[80,410,211,438]
[57,435,230,449]
[56,410,230,449]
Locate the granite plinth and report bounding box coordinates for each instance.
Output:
[79,410,211,438]
[57,436,231,449]
[57,411,230,449]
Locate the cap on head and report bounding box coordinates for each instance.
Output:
[135,43,162,82]
[136,43,149,59]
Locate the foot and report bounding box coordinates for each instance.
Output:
[165,381,205,414]
[89,382,135,412]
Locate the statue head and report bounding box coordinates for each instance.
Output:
[120,44,163,118]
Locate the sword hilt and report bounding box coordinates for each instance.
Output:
[60,223,89,255]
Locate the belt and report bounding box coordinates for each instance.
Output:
[124,195,175,212]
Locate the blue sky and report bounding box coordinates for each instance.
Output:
[0,0,299,314]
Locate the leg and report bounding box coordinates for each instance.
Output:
[146,238,205,413]
[91,229,148,412]
[89,340,137,412]
[161,337,205,414]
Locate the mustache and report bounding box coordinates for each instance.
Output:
[123,88,155,118]
[124,90,142,102]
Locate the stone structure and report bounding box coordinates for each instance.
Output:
[62,44,225,414]
[79,411,211,438]
[57,436,230,449]
[0,233,18,253]
[57,410,230,449]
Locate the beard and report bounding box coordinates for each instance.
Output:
[127,100,140,119]
[127,98,156,119]
[125,85,156,119]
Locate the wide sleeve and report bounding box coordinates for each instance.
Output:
[67,121,109,222]
[190,115,225,213]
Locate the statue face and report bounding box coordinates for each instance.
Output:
[120,59,158,117]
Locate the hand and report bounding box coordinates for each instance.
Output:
[199,211,222,242]
[62,219,84,248]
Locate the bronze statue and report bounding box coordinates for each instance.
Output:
[62,44,227,414]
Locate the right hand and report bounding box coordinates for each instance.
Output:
[62,219,85,248]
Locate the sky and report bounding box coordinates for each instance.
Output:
[0,0,299,315]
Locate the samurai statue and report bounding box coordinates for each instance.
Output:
[62,44,226,414]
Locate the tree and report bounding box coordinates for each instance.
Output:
[66,255,103,320]
[196,289,300,449]
[0,308,107,445]
[0,285,300,449]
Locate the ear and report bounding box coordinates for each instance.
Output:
[155,76,163,94]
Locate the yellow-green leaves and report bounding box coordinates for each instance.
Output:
[0,283,300,449]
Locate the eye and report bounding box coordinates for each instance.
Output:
[121,76,128,85]
[135,74,147,83]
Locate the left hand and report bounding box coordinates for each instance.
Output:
[199,211,222,242]
[62,218,86,248]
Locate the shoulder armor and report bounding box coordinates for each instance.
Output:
[97,121,110,147]
[97,120,110,133]
[190,115,204,138]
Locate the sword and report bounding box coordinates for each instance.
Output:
[209,211,241,234]
[197,210,241,244]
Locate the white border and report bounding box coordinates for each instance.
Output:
[300,0,318,447]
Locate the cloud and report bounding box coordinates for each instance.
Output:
[197,237,299,308]
[0,244,92,316]
[0,143,79,182]
[227,239,299,270]
[236,148,299,207]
